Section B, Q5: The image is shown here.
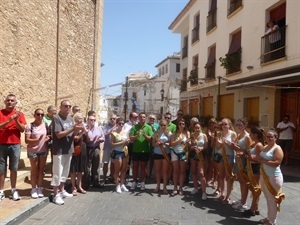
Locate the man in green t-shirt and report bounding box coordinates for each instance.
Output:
[129,112,153,191]
[164,112,176,133]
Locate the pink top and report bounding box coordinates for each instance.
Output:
[25,123,48,153]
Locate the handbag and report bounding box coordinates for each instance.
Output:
[73,145,81,156]
[213,153,222,163]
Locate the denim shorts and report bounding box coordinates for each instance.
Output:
[27,151,48,159]
[0,144,21,173]
[111,150,126,160]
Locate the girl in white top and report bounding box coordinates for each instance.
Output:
[256,129,283,225]
[215,118,237,204]
[25,108,50,199]
[170,118,190,196]
[232,118,251,210]
[190,122,208,200]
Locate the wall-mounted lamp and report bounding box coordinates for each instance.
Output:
[246,65,254,71]
[160,89,165,101]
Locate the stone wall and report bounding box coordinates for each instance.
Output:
[0,0,101,120]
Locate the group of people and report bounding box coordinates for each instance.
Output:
[0,94,295,225]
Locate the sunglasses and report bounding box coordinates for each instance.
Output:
[63,105,72,108]
[89,119,95,121]
[266,136,274,139]
[177,114,183,116]
[164,117,171,119]
[179,123,185,126]
[36,113,44,117]
[149,118,155,120]
[118,123,124,125]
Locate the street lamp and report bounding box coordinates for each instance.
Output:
[160,89,165,101]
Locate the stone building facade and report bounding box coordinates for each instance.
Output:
[0,0,103,119]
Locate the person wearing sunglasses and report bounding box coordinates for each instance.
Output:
[123,112,138,179]
[102,114,118,185]
[50,100,84,205]
[152,119,172,194]
[85,115,105,188]
[0,94,26,202]
[129,112,153,191]
[164,112,176,133]
[110,117,130,193]
[25,108,49,199]
[170,118,190,196]
[147,114,159,179]
[171,110,184,127]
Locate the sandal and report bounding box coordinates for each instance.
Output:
[72,189,77,196]
[222,198,231,204]
[154,188,160,193]
[214,195,224,202]
[163,189,168,195]
[258,218,269,224]
[171,190,178,196]
[78,188,86,194]
[178,190,184,196]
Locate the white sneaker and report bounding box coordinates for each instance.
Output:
[140,182,145,191]
[232,203,248,210]
[202,192,207,200]
[10,190,20,201]
[31,188,38,199]
[232,200,241,205]
[37,187,44,198]
[130,181,137,190]
[191,188,199,194]
[60,190,73,198]
[0,191,5,201]
[116,185,122,194]
[53,194,64,205]
[121,184,129,192]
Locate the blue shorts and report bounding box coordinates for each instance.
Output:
[0,144,21,173]
[111,150,126,160]
[27,151,48,159]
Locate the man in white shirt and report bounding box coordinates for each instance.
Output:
[276,115,296,166]
[123,112,138,177]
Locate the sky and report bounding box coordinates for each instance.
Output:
[100,0,188,97]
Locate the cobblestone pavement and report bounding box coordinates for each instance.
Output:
[17,173,300,225]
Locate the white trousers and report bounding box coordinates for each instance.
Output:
[51,154,72,186]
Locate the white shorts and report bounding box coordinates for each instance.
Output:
[51,154,72,186]
[102,149,113,163]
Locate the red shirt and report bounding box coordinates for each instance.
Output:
[0,109,27,144]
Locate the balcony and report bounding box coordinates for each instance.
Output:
[182,46,188,59]
[228,0,242,16]
[206,62,216,79]
[189,68,199,86]
[261,25,286,64]
[192,26,199,44]
[207,9,217,33]
[219,48,242,74]
[180,79,187,92]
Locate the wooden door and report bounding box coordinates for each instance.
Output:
[281,92,300,159]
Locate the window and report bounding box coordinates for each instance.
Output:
[182,36,188,59]
[162,66,165,75]
[207,0,217,33]
[165,64,168,74]
[205,45,216,79]
[220,30,241,74]
[176,63,180,72]
[190,55,199,86]
[192,13,200,43]
[159,68,162,77]
[228,0,242,16]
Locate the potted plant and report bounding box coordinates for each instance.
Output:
[219,48,242,74]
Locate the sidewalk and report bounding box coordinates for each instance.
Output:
[0,160,299,225]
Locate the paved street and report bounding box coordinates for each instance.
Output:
[18,172,300,225]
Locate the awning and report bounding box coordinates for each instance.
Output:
[226,72,300,90]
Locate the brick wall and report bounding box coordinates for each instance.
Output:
[0,0,101,121]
